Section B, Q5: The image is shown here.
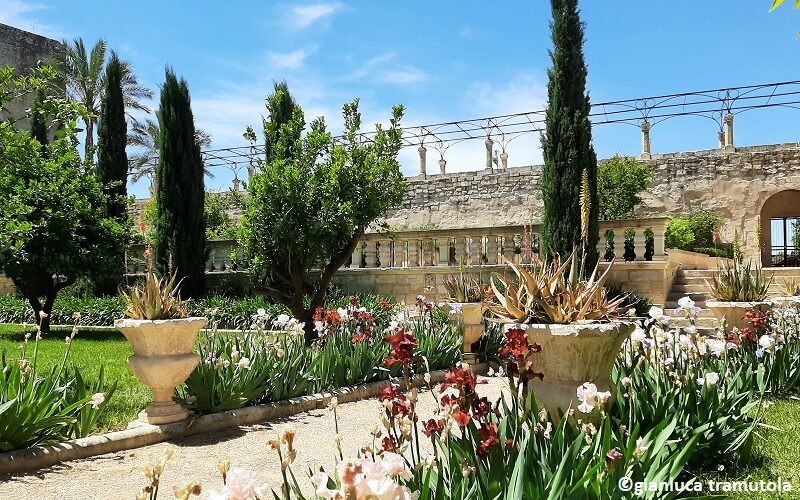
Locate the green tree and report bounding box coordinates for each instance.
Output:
[263,80,297,164]
[49,38,153,161]
[94,51,130,295]
[153,68,206,299]
[29,88,49,149]
[128,117,213,192]
[597,155,652,220]
[770,0,800,10]
[541,0,599,265]
[0,69,128,333]
[241,90,406,342]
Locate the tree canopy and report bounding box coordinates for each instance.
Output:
[241,89,406,342]
[597,155,651,220]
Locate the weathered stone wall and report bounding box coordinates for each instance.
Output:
[0,23,61,128]
[383,143,800,264]
[336,261,678,307]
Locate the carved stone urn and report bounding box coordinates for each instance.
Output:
[446,302,485,364]
[115,317,207,425]
[706,301,772,331]
[523,321,636,418]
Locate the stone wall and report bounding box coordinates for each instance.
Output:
[336,261,678,307]
[383,143,800,264]
[0,23,61,129]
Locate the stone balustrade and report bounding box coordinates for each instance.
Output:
[124,218,669,274]
[347,218,669,270]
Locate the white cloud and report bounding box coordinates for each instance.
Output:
[379,67,426,85]
[0,0,65,39]
[351,52,427,86]
[288,2,342,29]
[266,48,315,69]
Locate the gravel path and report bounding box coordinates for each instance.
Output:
[0,377,508,499]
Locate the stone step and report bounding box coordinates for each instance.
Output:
[667,292,710,301]
[671,283,713,293]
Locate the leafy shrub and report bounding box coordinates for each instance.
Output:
[692,246,734,258]
[606,281,652,316]
[666,211,726,256]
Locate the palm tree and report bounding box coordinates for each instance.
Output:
[50,38,153,161]
[128,118,214,194]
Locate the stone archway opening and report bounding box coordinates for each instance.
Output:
[760,189,800,267]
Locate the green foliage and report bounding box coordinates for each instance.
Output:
[0,331,116,451]
[241,87,406,341]
[120,258,188,320]
[665,218,695,250]
[180,304,461,414]
[29,88,49,150]
[770,0,800,10]
[666,211,724,254]
[0,70,128,333]
[709,259,771,302]
[94,51,130,295]
[597,155,651,220]
[541,0,599,265]
[205,190,243,240]
[154,68,206,299]
[605,281,652,316]
[604,229,615,261]
[623,228,636,262]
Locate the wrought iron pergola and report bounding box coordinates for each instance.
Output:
[138,80,800,182]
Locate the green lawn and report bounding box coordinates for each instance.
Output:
[0,324,147,431]
[696,398,800,499]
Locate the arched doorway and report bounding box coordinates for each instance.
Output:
[760,190,800,267]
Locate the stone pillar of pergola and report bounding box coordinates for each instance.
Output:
[485,138,493,171]
[640,121,651,160]
[418,145,427,177]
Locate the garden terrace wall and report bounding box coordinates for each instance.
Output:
[383,142,800,266]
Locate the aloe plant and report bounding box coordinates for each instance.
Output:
[707,258,771,302]
[442,273,485,303]
[486,249,628,324]
[120,248,188,320]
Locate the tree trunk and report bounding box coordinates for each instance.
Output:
[84,119,95,163]
[39,293,56,335]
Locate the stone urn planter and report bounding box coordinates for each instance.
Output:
[523,321,636,418]
[115,317,207,425]
[446,302,485,364]
[706,301,772,331]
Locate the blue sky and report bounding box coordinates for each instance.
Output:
[2,0,799,197]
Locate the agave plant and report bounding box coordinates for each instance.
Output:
[486,249,628,324]
[442,273,485,303]
[121,248,188,320]
[707,259,771,302]
[778,277,800,297]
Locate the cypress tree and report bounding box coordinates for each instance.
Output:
[94,52,130,295]
[30,88,49,150]
[541,0,599,266]
[154,68,206,299]
[263,80,297,164]
[97,52,129,222]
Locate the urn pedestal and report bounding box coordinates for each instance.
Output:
[522,322,635,419]
[706,301,772,331]
[447,303,485,364]
[115,317,207,425]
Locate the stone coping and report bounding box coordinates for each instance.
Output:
[0,363,487,475]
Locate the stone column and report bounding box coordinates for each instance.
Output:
[438,238,451,265]
[418,146,427,177]
[438,158,446,174]
[633,229,647,261]
[640,121,651,159]
[363,242,376,267]
[485,139,494,171]
[232,178,241,191]
[378,240,392,268]
[501,235,516,262]
[485,235,499,264]
[407,240,420,267]
[423,238,435,266]
[717,131,725,149]
[499,152,508,171]
[613,230,626,262]
[652,229,666,259]
[352,244,363,269]
[454,236,466,266]
[724,113,734,150]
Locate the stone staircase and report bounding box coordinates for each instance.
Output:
[663,268,800,331]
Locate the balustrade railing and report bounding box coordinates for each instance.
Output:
[124,218,670,274]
